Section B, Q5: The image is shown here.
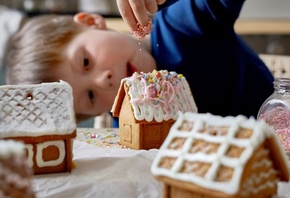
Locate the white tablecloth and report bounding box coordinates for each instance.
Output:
[32,128,290,198]
[33,140,162,198]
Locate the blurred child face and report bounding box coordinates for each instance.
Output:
[60,17,156,118]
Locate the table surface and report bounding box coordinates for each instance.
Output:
[32,128,290,198]
[76,128,126,148]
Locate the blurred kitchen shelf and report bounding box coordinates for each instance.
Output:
[106,18,290,35]
[235,19,290,35]
[24,11,120,18]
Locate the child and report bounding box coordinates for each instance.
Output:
[6,0,274,124]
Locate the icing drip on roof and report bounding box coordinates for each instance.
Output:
[124,70,197,122]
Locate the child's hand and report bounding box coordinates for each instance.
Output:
[116,0,166,38]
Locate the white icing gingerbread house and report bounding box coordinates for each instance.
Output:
[111,70,197,150]
[151,112,290,198]
[0,81,76,175]
[0,140,35,197]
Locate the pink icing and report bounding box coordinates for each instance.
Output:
[130,70,184,107]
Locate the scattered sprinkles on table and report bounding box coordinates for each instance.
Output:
[76,128,129,149]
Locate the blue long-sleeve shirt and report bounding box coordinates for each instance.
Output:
[151,0,274,118]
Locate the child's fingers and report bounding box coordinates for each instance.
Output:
[145,0,158,14]
[157,0,166,5]
[129,0,149,27]
[116,0,154,39]
[116,0,138,31]
[131,18,152,39]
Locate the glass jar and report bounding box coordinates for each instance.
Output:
[257,78,290,153]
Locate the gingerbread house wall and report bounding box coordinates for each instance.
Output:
[119,93,142,150]
[239,141,279,197]
[159,176,231,198]
[164,184,211,198]
[164,185,241,198]
[140,121,174,150]
[119,94,175,150]
[7,131,75,175]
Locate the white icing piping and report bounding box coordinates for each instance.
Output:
[239,148,280,196]
[151,112,286,195]
[242,177,279,196]
[36,140,65,168]
[126,74,197,122]
[24,144,34,168]
[0,81,76,137]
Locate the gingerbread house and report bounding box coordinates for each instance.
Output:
[151,112,290,198]
[0,81,76,175]
[0,140,35,198]
[111,70,197,150]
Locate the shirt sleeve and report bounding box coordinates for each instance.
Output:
[154,0,245,36]
[151,0,274,118]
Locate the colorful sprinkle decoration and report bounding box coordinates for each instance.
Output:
[129,70,184,108]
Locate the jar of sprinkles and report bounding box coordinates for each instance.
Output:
[258,78,290,154]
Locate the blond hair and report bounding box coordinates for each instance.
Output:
[6,14,80,85]
[6,14,91,123]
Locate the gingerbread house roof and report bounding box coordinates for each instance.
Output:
[111,70,197,122]
[0,81,76,138]
[151,112,290,195]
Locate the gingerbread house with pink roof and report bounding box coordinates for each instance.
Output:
[111,70,197,150]
[151,112,290,198]
[0,81,76,175]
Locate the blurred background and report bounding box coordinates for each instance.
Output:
[1,0,290,127]
[0,0,119,16]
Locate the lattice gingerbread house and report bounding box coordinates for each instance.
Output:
[0,81,76,175]
[111,70,197,150]
[151,112,290,198]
